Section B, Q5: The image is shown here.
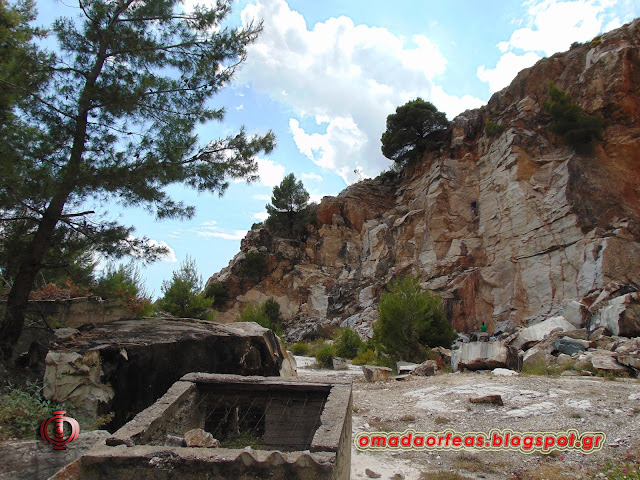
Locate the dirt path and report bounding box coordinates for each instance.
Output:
[297,359,640,479]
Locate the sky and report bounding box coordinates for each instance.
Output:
[35,0,639,298]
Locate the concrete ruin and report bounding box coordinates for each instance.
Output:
[52,373,353,480]
[43,319,294,430]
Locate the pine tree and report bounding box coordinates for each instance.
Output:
[265,173,310,237]
[0,0,275,358]
[381,98,448,166]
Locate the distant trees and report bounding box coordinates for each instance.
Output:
[158,257,213,319]
[381,98,449,166]
[265,173,311,236]
[543,82,603,153]
[373,275,456,363]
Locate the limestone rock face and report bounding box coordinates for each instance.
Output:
[207,20,640,343]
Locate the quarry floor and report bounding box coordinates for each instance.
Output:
[296,357,640,480]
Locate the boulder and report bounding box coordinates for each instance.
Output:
[563,301,589,328]
[412,360,438,376]
[279,349,297,378]
[590,355,629,373]
[451,342,519,372]
[469,394,504,406]
[184,428,219,448]
[362,365,392,382]
[617,354,640,369]
[554,338,588,356]
[432,346,452,364]
[511,316,575,350]
[396,361,419,375]
[588,293,640,337]
[492,368,518,376]
[332,356,348,370]
[43,319,290,430]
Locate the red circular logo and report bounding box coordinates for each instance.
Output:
[40,411,80,450]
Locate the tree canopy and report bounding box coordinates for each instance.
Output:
[381,98,448,165]
[373,275,456,362]
[265,173,310,237]
[158,256,212,319]
[0,0,275,358]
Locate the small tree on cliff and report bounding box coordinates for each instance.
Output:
[0,0,275,358]
[381,98,449,166]
[265,173,310,237]
[373,275,456,363]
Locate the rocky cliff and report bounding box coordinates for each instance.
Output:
[207,20,640,342]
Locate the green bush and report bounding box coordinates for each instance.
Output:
[204,281,230,309]
[158,256,213,319]
[315,343,337,368]
[352,348,377,365]
[94,263,154,317]
[334,327,363,359]
[373,275,456,363]
[241,251,268,281]
[484,120,506,137]
[0,382,66,441]
[238,298,283,336]
[543,82,603,153]
[290,341,310,356]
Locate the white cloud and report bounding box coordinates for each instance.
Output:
[478,0,632,93]
[235,104,245,111]
[301,172,323,182]
[256,157,286,187]
[196,221,247,240]
[127,236,177,263]
[238,0,482,184]
[253,212,269,221]
[477,51,542,93]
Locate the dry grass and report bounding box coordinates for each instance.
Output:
[434,416,451,425]
[454,453,497,474]
[419,473,472,480]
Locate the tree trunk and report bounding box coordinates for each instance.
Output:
[0,194,70,360]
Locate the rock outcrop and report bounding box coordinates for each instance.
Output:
[208,20,640,343]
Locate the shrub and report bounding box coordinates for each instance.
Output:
[241,251,268,281]
[484,120,506,137]
[352,348,377,365]
[373,275,456,363]
[315,343,336,368]
[290,341,310,356]
[543,82,603,153]
[0,382,66,441]
[204,281,230,309]
[334,327,363,359]
[94,263,154,317]
[238,298,283,336]
[158,256,213,319]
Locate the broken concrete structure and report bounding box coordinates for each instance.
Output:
[52,373,353,480]
[43,319,293,430]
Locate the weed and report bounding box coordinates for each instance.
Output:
[434,416,451,425]
[290,341,310,356]
[485,120,506,137]
[419,473,472,480]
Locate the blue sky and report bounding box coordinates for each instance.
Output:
[36,0,639,298]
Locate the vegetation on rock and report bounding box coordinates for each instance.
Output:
[484,120,507,137]
[373,275,456,363]
[237,297,283,335]
[543,82,603,153]
[265,173,312,237]
[381,98,449,166]
[204,281,230,309]
[241,251,268,282]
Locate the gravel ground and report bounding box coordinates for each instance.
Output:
[296,358,640,480]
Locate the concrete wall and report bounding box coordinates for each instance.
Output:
[1,297,133,328]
